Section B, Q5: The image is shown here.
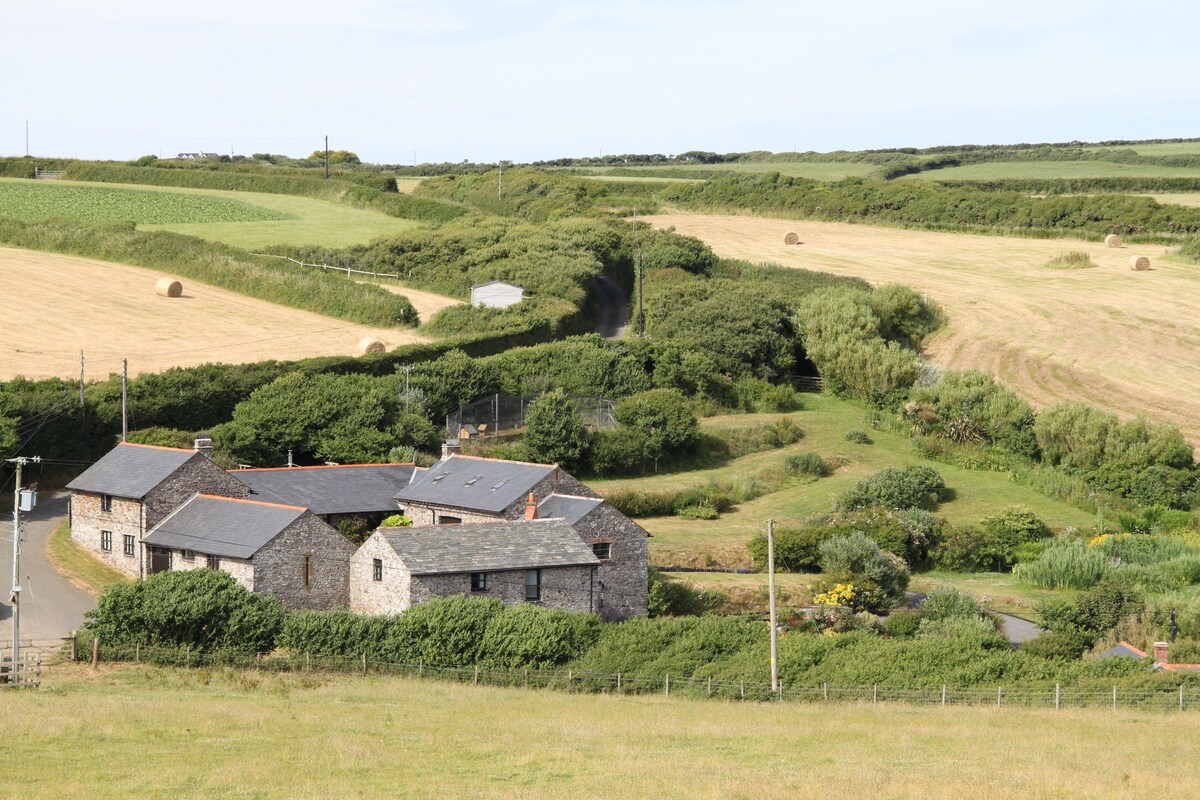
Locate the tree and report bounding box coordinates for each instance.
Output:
[308,149,361,165]
[614,388,698,471]
[522,390,588,470]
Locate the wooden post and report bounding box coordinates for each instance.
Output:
[523,668,528,688]
[305,652,310,671]
[91,637,100,668]
[70,630,78,662]
[941,685,947,706]
[419,660,424,677]
[361,652,367,674]
[616,672,621,692]
[135,643,140,663]
[873,684,878,703]
[1055,683,1061,710]
[997,687,1002,707]
[1181,685,1185,712]
[1113,685,1118,711]
[567,669,572,688]
[707,677,712,696]
[740,680,745,699]
[665,674,670,697]
[473,666,479,686]
[822,682,828,702]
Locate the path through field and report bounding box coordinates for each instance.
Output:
[647,214,1200,447]
[354,279,462,322]
[0,247,429,380]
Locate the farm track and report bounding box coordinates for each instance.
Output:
[646,213,1200,449]
[0,247,429,380]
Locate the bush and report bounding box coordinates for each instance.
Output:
[601,487,678,517]
[748,525,832,572]
[480,604,603,668]
[844,430,873,444]
[905,370,1039,458]
[1036,577,1145,644]
[816,532,910,613]
[916,616,1001,642]
[1021,631,1090,660]
[786,452,830,477]
[835,465,946,511]
[379,514,412,528]
[647,568,723,617]
[1016,541,1111,589]
[522,389,589,472]
[920,586,984,621]
[83,569,284,653]
[883,611,922,639]
[931,525,1008,572]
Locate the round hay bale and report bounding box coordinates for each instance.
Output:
[1104,234,1124,248]
[1130,256,1151,271]
[784,232,800,245]
[358,338,387,355]
[155,277,183,298]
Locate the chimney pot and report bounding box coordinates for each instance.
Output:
[525,492,537,521]
[442,438,461,459]
[1154,641,1170,664]
[193,436,213,457]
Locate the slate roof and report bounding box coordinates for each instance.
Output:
[142,494,306,559]
[234,463,415,516]
[1097,642,1149,660]
[537,494,603,526]
[395,455,556,515]
[66,443,201,500]
[380,519,599,575]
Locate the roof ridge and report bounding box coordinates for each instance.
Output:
[445,454,558,469]
[232,462,415,473]
[120,442,196,453]
[1118,641,1149,658]
[196,493,307,512]
[539,493,601,502]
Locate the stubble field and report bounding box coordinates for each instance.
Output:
[647,213,1200,448]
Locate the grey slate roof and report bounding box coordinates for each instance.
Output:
[380,519,599,575]
[142,494,306,559]
[234,464,415,516]
[1097,642,1149,659]
[66,443,200,500]
[395,455,556,515]
[537,494,603,526]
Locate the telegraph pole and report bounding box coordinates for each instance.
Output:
[498,160,503,200]
[324,135,329,179]
[8,455,40,686]
[121,359,128,442]
[25,120,29,157]
[632,210,645,336]
[767,518,779,694]
[79,351,85,407]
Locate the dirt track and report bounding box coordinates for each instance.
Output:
[646,214,1200,446]
[356,280,462,322]
[0,247,429,380]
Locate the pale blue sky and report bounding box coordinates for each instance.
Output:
[4,1,1198,163]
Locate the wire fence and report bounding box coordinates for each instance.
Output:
[447,393,617,438]
[250,253,403,282]
[68,640,1198,712]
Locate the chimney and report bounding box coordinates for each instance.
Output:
[525,492,537,521]
[441,438,461,459]
[193,436,213,458]
[1154,641,1170,664]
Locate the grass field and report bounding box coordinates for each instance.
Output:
[1144,193,1200,207]
[45,522,131,596]
[0,247,429,380]
[590,395,1096,570]
[0,178,421,249]
[646,212,1200,453]
[909,160,1200,181]
[587,161,878,180]
[3,664,1195,800]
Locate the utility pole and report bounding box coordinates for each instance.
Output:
[8,455,40,686]
[767,518,779,694]
[498,160,503,200]
[25,120,29,157]
[632,210,645,336]
[121,359,128,442]
[79,350,85,407]
[324,135,329,179]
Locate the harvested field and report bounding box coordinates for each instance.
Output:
[646,213,1200,448]
[0,247,429,380]
[355,279,463,321]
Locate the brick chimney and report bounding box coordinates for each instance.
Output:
[193,436,213,458]
[441,438,461,459]
[1154,641,1170,664]
[525,492,538,521]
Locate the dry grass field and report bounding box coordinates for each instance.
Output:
[355,279,463,322]
[647,213,1200,448]
[0,247,429,380]
[3,663,1197,800]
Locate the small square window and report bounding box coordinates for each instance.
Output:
[471,572,487,592]
[207,554,220,570]
[182,549,195,562]
[372,558,383,582]
[100,494,113,513]
[591,542,612,561]
[123,534,135,557]
[100,530,112,552]
[525,569,541,601]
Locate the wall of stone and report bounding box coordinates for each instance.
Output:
[254,513,356,610]
[69,492,143,578]
[411,565,597,613]
[349,532,414,615]
[570,503,649,621]
[140,547,255,591]
[143,455,250,530]
[404,504,501,527]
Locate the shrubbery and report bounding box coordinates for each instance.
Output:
[814,532,910,614]
[835,465,946,511]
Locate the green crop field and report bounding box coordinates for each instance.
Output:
[590,394,1096,570]
[4,664,1196,800]
[908,160,1200,181]
[0,178,421,249]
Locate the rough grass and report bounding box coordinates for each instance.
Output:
[589,395,1095,570]
[1044,250,1096,269]
[5,663,1199,800]
[907,160,1200,181]
[45,521,131,597]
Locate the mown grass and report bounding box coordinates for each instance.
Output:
[908,160,1200,181]
[5,663,1198,800]
[590,394,1096,569]
[45,522,130,597]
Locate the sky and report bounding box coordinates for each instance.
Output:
[4,1,1199,164]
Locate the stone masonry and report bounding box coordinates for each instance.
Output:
[252,513,356,610]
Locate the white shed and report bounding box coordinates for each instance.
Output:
[470,281,525,309]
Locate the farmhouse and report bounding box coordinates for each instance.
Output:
[141,494,355,610]
[351,519,600,615]
[394,454,649,619]
[470,280,524,309]
[66,441,249,578]
[232,462,418,526]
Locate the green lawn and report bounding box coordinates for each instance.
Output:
[46,522,131,596]
[1,178,421,249]
[6,664,1199,799]
[1086,141,1200,156]
[908,160,1200,181]
[591,394,1096,569]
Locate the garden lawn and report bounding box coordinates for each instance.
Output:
[590,394,1096,569]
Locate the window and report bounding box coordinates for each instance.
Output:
[100,494,113,513]
[182,549,195,562]
[207,554,220,570]
[437,515,462,525]
[525,569,541,601]
[591,541,612,561]
[372,558,383,582]
[123,534,135,557]
[303,555,313,589]
[471,572,487,592]
[100,530,112,552]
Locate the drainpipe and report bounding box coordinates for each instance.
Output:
[590,566,596,613]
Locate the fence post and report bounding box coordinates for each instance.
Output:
[474,666,479,686]
[70,631,78,662]
[305,653,310,671]
[419,660,424,677]
[616,672,621,692]
[665,674,670,697]
[822,682,828,702]
[567,669,572,688]
[997,687,1002,707]
[524,669,529,688]
[362,652,367,674]
[707,677,712,697]
[1181,685,1185,712]
[91,637,100,668]
[135,643,140,663]
[873,684,878,703]
[1055,683,1061,710]
[740,680,745,699]
[941,685,946,706]
[1113,685,1118,711]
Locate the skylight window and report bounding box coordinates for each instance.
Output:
[464,475,483,486]
[430,471,451,483]
[490,478,509,492]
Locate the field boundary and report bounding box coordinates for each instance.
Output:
[250,252,403,282]
[75,641,1196,712]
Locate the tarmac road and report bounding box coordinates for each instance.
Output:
[592,276,630,339]
[0,492,96,646]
